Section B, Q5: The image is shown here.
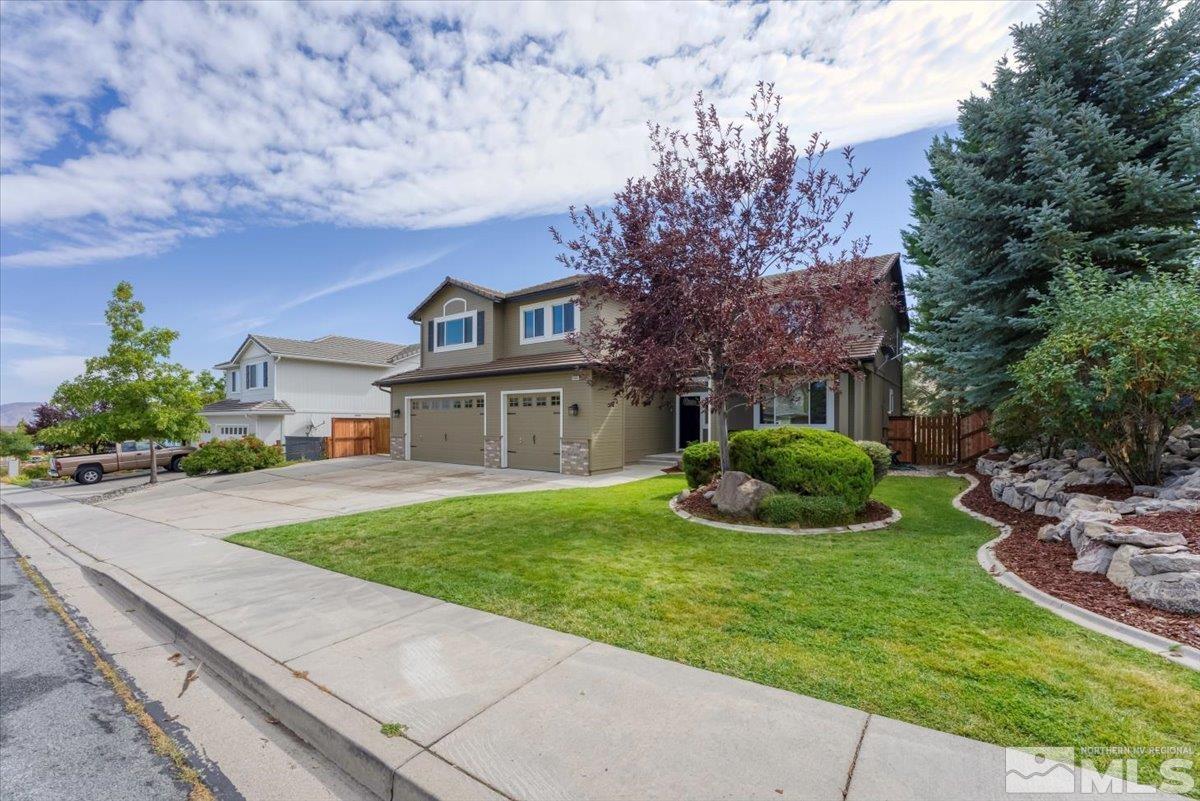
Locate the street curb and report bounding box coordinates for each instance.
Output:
[0,498,497,801]
[949,472,1200,672]
[669,498,901,536]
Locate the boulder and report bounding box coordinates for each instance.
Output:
[712,471,776,516]
[1037,522,1066,542]
[1077,457,1106,471]
[677,489,692,502]
[1082,526,1186,549]
[1105,545,1142,588]
[1129,550,1200,577]
[1127,572,1200,614]
[1072,539,1117,574]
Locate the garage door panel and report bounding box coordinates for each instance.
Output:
[409,396,485,466]
[506,393,560,472]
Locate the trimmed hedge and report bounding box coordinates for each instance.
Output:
[855,440,892,484]
[181,436,285,476]
[730,427,874,511]
[681,440,720,489]
[757,493,854,527]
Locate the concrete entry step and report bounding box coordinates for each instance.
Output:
[638,452,681,466]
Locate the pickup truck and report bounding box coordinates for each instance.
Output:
[50,441,197,485]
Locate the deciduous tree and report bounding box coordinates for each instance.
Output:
[553,85,883,470]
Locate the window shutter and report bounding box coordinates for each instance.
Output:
[477,310,485,345]
[427,320,434,351]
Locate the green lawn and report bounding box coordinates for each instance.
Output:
[231,475,1200,787]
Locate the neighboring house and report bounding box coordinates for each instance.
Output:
[203,335,419,446]
[375,254,907,475]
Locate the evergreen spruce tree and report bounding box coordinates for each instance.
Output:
[905,0,1200,409]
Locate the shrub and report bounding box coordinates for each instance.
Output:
[681,440,720,489]
[181,436,285,476]
[989,394,1065,459]
[855,440,891,484]
[757,493,853,527]
[1010,265,1200,486]
[729,427,874,511]
[21,463,51,480]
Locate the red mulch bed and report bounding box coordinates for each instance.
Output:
[1121,510,1200,551]
[677,488,893,530]
[1010,465,1031,475]
[1064,482,1136,502]
[963,470,1200,646]
[660,465,681,474]
[978,452,1010,462]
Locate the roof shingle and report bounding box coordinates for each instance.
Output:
[217,335,416,368]
[201,399,296,414]
[376,351,588,386]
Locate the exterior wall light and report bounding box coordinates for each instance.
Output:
[568,403,580,416]
[393,408,402,418]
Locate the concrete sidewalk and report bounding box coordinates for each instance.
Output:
[0,484,1171,801]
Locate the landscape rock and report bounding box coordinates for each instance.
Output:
[1077,457,1106,471]
[1105,544,1142,588]
[1129,550,1200,577]
[712,471,776,516]
[1072,539,1116,574]
[1081,526,1186,549]
[677,489,691,502]
[1126,572,1200,614]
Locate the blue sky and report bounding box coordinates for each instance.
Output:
[0,1,1036,404]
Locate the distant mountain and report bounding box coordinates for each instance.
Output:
[0,402,41,428]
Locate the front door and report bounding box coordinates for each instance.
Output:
[678,397,702,449]
[505,392,560,471]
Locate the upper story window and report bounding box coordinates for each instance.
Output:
[245,363,258,389]
[520,298,578,344]
[228,370,238,392]
[758,380,832,429]
[433,310,476,352]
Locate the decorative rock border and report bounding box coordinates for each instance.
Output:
[669,497,900,537]
[951,471,1200,672]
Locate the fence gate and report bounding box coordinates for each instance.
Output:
[886,411,994,465]
[329,418,389,458]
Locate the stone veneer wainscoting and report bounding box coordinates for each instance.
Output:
[560,439,590,476]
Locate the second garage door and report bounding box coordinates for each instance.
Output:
[408,396,484,465]
[505,392,561,471]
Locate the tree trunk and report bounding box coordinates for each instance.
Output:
[712,400,731,472]
[149,439,158,485]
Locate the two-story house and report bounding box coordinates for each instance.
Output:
[375,254,907,476]
[203,334,418,449]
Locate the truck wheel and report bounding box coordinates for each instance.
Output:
[74,465,103,485]
[169,455,185,473]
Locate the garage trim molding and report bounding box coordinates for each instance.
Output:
[402,392,487,461]
[499,388,564,472]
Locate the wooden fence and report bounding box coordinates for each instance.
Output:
[327,417,391,458]
[885,410,995,465]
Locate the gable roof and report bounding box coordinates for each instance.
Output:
[215,335,417,369]
[201,398,296,415]
[408,254,904,323]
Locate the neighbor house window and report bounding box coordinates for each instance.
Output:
[758,381,831,429]
[433,310,476,352]
[262,361,269,388]
[521,298,578,344]
[220,426,248,436]
[229,371,238,392]
[245,363,258,389]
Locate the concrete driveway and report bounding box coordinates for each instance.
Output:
[37,456,663,538]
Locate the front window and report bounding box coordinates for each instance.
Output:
[521,298,578,343]
[434,311,476,351]
[759,381,830,428]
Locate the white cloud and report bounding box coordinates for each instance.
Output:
[213,247,454,336]
[0,315,69,350]
[0,1,1037,267]
[7,354,88,392]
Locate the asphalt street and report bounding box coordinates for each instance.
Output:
[0,535,188,801]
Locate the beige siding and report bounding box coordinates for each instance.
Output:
[589,381,624,472]
[416,286,497,371]
[498,292,607,359]
[622,397,674,463]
